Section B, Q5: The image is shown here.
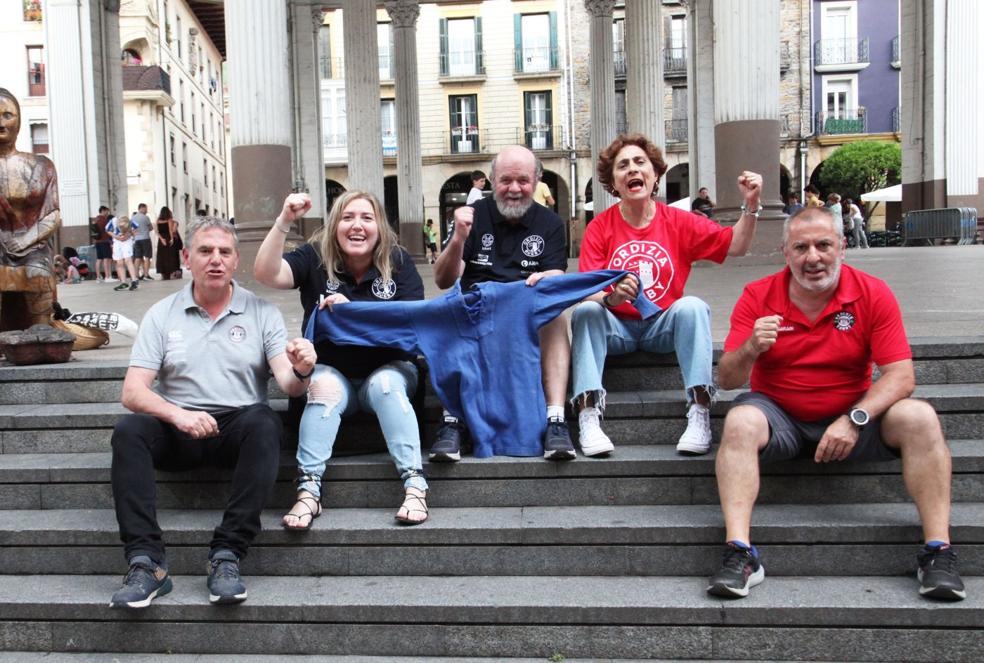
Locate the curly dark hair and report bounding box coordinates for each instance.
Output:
[596,133,668,197]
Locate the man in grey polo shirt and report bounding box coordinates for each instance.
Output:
[130,203,154,280]
[109,216,317,609]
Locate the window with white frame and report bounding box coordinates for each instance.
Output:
[378,23,392,80]
[321,87,346,148]
[524,91,552,150]
[449,94,478,153]
[442,18,480,76]
[381,99,397,156]
[823,76,856,118]
[820,2,857,64]
[519,14,551,73]
[30,123,48,154]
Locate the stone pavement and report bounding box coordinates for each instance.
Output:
[53,245,984,361]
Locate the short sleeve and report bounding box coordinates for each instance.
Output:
[129,305,166,371]
[540,218,568,272]
[260,301,289,362]
[682,210,733,264]
[282,243,316,290]
[867,280,912,366]
[577,216,610,273]
[723,286,760,353]
[394,248,425,301]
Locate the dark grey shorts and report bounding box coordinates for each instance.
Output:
[133,238,153,259]
[733,391,900,463]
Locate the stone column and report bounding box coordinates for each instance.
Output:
[584,0,618,214]
[226,0,292,265]
[44,0,127,248]
[625,0,663,152]
[687,0,716,204]
[343,0,383,201]
[712,0,783,260]
[386,0,424,258]
[290,7,328,230]
[901,0,982,214]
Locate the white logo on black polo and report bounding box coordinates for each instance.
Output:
[833,311,856,331]
[371,277,397,300]
[324,281,340,294]
[481,233,494,250]
[522,235,545,257]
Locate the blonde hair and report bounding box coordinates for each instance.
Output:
[311,190,401,286]
[117,216,132,234]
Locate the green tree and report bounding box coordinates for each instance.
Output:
[819,141,901,202]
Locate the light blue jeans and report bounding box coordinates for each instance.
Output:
[570,296,715,407]
[296,360,427,498]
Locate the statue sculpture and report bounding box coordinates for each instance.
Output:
[0,87,60,332]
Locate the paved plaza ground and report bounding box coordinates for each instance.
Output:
[54,244,984,361]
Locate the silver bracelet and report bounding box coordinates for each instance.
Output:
[740,202,762,218]
[274,221,291,234]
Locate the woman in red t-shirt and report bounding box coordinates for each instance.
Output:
[571,133,762,457]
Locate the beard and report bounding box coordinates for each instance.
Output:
[494,191,533,220]
[791,257,842,293]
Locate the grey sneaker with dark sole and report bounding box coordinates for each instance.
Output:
[109,555,172,609]
[207,549,247,604]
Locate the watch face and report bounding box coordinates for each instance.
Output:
[850,409,869,426]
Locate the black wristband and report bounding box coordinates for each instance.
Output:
[602,294,615,308]
[293,366,315,380]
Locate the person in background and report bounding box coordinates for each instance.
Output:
[465,170,487,205]
[784,192,804,216]
[846,198,869,249]
[691,186,714,218]
[131,203,154,280]
[107,215,139,291]
[155,207,182,280]
[533,180,556,209]
[423,218,439,264]
[92,205,115,282]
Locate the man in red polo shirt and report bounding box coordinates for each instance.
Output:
[707,207,964,601]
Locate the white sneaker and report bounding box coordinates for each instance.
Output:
[578,407,615,457]
[677,403,712,455]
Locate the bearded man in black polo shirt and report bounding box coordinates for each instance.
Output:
[432,144,575,461]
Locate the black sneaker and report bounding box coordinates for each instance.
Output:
[129,280,138,291]
[543,417,576,460]
[109,555,172,609]
[917,543,966,600]
[113,282,129,291]
[707,542,765,598]
[429,418,464,462]
[207,549,247,604]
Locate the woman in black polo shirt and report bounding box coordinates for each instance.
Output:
[254,191,428,528]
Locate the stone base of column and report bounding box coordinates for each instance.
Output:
[401,221,424,259]
[231,144,295,274]
[714,119,784,264]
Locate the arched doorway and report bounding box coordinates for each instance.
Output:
[583,178,594,224]
[383,175,399,234]
[325,179,346,217]
[664,163,689,203]
[779,164,792,203]
[809,162,826,198]
[439,172,486,239]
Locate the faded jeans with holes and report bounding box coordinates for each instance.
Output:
[570,296,715,408]
[296,360,427,499]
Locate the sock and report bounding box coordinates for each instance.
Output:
[925,539,949,549]
[727,539,751,550]
[546,405,565,422]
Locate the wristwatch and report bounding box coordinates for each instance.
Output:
[848,407,870,427]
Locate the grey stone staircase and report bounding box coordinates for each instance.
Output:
[0,339,983,661]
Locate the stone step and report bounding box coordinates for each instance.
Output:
[0,575,981,660]
[2,441,984,510]
[2,382,983,455]
[0,503,981,577]
[2,337,981,405]
[0,656,663,663]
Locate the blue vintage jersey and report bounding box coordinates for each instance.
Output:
[305,270,658,457]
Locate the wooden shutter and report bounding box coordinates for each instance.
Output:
[474,17,483,74]
[549,12,558,70]
[514,14,523,72]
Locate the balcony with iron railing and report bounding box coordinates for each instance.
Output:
[614,48,626,78]
[665,118,688,144]
[521,125,565,151]
[815,109,867,135]
[515,46,560,75]
[663,47,686,78]
[814,37,870,72]
[891,35,901,69]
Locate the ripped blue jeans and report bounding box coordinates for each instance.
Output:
[296,360,427,498]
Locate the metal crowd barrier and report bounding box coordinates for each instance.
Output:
[902,207,978,245]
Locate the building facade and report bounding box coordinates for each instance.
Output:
[0,3,51,160]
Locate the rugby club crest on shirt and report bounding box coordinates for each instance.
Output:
[833,311,856,331]
[372,277,397,300]
[481,233,495,250]
[522,235,545,257]
[228,325,247,343]
[607,240,675,303]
